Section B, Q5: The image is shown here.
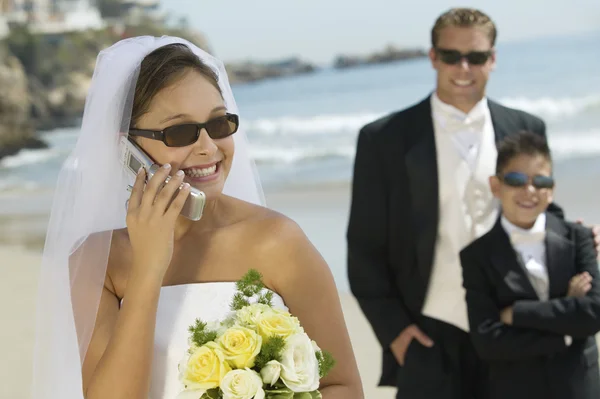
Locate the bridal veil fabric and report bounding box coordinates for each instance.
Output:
[31,36,265,398]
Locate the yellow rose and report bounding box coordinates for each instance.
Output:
[255,308,303,340]
[217,326,263,369]
[179,342,232,390]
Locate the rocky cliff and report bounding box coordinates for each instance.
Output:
[334,45,427,69]
[0,24,211,160]
[0,43,47,160]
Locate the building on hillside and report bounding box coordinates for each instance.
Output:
[119,0,163,24]
[0,0,104,33]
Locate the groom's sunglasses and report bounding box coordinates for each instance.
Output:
[435,48,493,66]
[499,172,555,189]
[128,113,239,147]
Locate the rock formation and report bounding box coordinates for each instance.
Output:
[0,43,47,160]
[226,57,316,84]
[334,45,427,69]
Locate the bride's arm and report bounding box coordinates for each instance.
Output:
[82,269,163,399]
[262,215,365,399]
[82,166,189,399]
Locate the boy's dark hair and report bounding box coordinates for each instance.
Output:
[495,131,552,174]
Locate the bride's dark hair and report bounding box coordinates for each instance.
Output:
[130,43,222,128]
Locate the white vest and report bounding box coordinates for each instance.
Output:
[421,94,500,332]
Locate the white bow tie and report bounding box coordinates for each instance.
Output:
[441,113,486,134]
[510,231,546,245]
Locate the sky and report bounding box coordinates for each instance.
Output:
[159,0,600,64]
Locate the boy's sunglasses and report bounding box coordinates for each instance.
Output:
[499,172,555,189]
[128,113,239,147]
[435,48,493,66]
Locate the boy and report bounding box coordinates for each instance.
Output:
[459,131,600,399]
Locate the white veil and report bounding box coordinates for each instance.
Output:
[30,36,265,398]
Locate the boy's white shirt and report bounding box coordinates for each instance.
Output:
[501,212,572,347]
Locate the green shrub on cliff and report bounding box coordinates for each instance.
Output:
[4,20,209,88]
[5,26,115,86]
[1,19,211,130]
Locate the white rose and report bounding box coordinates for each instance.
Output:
[279,333,320,392]
[235,304,272,327]
[260,360,282,386]
[221,369,265,399]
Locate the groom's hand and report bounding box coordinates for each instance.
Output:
[576,219,600,257]
[390,324,434,366]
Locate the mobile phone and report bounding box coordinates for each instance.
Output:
[119,136,206,221]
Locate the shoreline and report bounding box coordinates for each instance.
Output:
[0,180,353,250]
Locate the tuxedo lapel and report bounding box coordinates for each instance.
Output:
[404,97,439,280]
[488,219,539,299]
[545,214,575,298]
[488,100,510,143]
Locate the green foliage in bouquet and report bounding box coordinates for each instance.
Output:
[254,335,285,371]
[315,351,336,379]
[264,381,323,398]
[188,319,219,349]
[231,269,275,310]
[201,388,222,399]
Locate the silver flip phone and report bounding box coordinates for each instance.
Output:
[120,136,206,221]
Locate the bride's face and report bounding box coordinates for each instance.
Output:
[134,70,234,200]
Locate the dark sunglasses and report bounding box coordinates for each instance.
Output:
[435,48,493,65]
[499,172,555,189]
[128,113,239,147]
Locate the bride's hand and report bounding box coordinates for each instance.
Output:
[126,163,190,278]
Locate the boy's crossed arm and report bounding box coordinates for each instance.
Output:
[501,272,591,322]
[501,226,600,339]
[461,248,570,362]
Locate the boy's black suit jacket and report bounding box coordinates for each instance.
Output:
[460,213,600,399]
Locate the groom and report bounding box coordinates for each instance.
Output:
[346,7,600,399]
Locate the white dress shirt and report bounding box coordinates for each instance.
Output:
[500,213,572,346]
[421,93,499,332]
[431,92,488,171]
[501,213,549,301]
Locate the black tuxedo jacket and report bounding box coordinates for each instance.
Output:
[346,95,565,386]
[459,213,600,399]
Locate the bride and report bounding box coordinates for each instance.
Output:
[31,36,363,398]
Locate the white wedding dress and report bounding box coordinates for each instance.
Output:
[143,282,288,398]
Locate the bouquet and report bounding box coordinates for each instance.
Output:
[177,270,336,399]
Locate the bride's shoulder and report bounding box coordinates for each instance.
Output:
[232,199,326,289]
[233,198,304,240]
[234,200,312,259]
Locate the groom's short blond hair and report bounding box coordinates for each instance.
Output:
[431,8,497,48]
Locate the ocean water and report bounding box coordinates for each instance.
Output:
[1,31,599,195]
